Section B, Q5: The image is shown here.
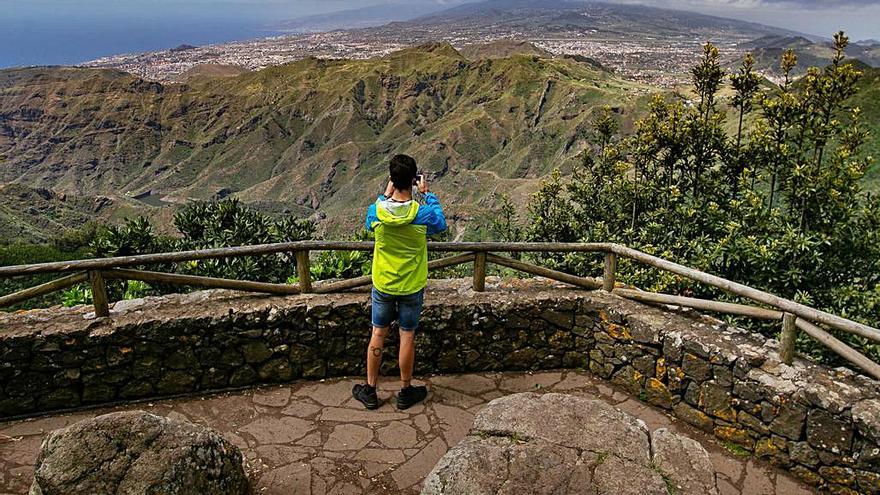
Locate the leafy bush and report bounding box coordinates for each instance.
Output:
[61,285,92,307]
[0,243,92,311]
[289,231,374,283]
[288,249,372,284]
[89,199,316,299]
[60,280,153,308]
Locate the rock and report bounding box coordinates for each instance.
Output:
[611,365,644,396]
[856,469,880,493]
[715,425,754,449]
[593,455,667,495]
[645,377,673,409]
[682,353,711,381]
[157,370,197,394]
[471,392,650,463]
[674,401,714,432]
[422,392,717,495]
[258,358,294,382]
[818,466,857,487]
[241,341,273,364]
[790,441,820,467]
[651,428,719,495]
[768,401,807,440]
[699,381,736,422]
[29,410,249,495]
[807,409,853,454]
[852,399,880,443]
[423,436,596,495]
[754,436,790,467]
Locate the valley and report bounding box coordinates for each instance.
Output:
[0,43,651,242]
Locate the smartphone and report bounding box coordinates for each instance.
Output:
[414,174,424,186]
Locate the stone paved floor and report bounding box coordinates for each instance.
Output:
[0,370,814,495]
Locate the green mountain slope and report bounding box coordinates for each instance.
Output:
[0,183,157,243]
[459,40,553,60]
[0,43,651,239]
[732,35,880,78]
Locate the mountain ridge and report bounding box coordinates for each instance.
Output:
[731,35,880,77]
[407,0,806,38]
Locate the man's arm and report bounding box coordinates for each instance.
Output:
[414,192,447,235]
[365,181,395,232]
[365,201,380,232]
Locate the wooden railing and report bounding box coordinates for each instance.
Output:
[2,241,879,380]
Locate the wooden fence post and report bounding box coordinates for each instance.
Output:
[780,312,797,365]
[473,252,487,292]
[295,250,312,293]
[603,252,617,292]
[89,271,110,318]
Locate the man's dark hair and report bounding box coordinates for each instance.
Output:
[389,154,417,191]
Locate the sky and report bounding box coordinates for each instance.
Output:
[634,0,880,41]
[1,0,879,68]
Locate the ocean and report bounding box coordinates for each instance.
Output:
[0,0,338,68]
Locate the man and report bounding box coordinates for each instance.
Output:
[353,154,447,410]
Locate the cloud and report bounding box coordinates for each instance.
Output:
[632,0,880,8]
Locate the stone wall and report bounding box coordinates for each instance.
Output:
[2,278,880,492]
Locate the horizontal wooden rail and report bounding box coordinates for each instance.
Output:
[0,242,369,278]
[0,242,613,278]
[796,319,880,381]
[0,272,89,308]
[313,253,476,294]
[611,245,880,344]
[103,269,303,295]
[486,253,603,290]
[613,288,784,321]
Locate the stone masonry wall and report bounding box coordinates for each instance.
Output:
[2,278,880,492]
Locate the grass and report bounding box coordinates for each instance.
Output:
[475,430,530,444]
[649,462,679,495]
[720,440,752,458]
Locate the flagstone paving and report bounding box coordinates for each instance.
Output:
[0,370,814,494]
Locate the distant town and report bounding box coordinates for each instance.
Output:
[82,23,752,87]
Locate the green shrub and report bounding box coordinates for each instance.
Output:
[0,243,92,311]
[85,199,317,300]
[61,285,92,307]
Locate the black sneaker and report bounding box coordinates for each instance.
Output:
[397,385,428,410]
[352,384,379,410]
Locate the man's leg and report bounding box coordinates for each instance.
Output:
[395,289,427,410]
[367,326,389,387]
[398,328,415,388]
[354,289,393,410]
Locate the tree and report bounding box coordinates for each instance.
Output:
[729,53,762,197]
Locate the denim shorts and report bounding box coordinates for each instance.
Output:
[371,287,425,331]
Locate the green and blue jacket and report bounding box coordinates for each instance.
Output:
[365,193,447,296]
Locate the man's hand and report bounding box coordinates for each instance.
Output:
[418,175,428,194]
[383,180,395,198]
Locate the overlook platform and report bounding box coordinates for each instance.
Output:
[3,277,879,492]
[0,370,812,494]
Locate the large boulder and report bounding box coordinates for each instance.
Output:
[422,393,718,495]
[29,410,250,495]
[651,428,718,494]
